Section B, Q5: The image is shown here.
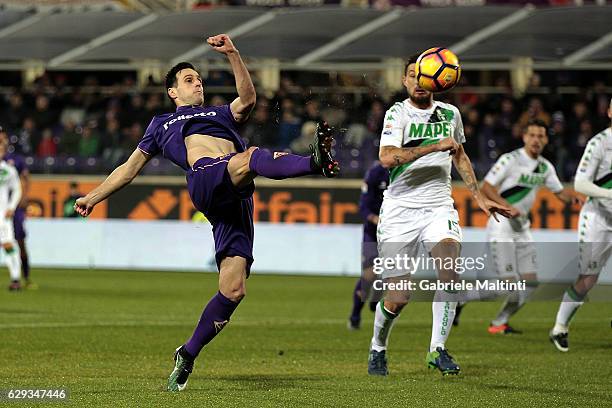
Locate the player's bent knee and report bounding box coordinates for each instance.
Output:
[384,300,408,314]
[222,285,246,303]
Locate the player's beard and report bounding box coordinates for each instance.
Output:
[409,92,432,108]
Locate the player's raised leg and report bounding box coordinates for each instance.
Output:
[168,256,247,391]
[226,120,339,189]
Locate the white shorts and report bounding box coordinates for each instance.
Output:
[578,204,612,276]
[377,200,462,279]
[0,218,15,244]
[486,216,537,278]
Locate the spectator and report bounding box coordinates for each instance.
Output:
[518,97,551,128]
[78,125,100,157]
[59,121,81,155]
[290,121,318,155]
[63,182,81,218]
[37,128,57,157]
[278,98,302,149]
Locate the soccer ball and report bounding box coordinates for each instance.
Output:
[415,47,461,92]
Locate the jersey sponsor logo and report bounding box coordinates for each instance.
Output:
[273,152,289,159]
[518,173,545,187]
[383,130,392,135]
[162,111,217,130]
[407,122,451,139]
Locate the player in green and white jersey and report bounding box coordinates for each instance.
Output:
[454,119,580,334]
[367,53,513,377]
[550,99,612,352]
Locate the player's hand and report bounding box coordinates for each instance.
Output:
[74,196,94,217]
[474,194,515,222]
[436,137,459,155]
[367,214,379,225]
[569,191,585,206]
[5,209,14,219]
[207,34,237,55]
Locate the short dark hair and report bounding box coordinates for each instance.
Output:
[524,119,548,134]
[165,62,197,102]
[404,53,422,75]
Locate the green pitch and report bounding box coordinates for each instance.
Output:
[0,269,610,407]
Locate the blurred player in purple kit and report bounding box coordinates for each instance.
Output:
[0,128,33,289]
[73,34,339,391]
[348,161,388,329]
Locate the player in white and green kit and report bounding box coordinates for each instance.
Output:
[550,99,612,352]
[367,53,513,376]
[0,140,22,291]
[454,119,580,334]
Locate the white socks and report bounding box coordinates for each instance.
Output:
[491,282,538,326]
[4,245,21,281]
[553,287,584,334]
[430,290,459,352]
[370,301,398,352]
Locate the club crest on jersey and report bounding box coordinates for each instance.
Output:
[273,152,289,159]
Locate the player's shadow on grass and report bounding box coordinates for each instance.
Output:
[210,374,323,391]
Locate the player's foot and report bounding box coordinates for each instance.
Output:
[8,280,21,291]
[310,121,339,178]
[368,350,388,376]
[453,302,465,326]
[348,316,360,330]
[488,323,522,335]
[426,347,460,376]
[549,330,569,352]
[167,345,194,392]
[24,280,38,290]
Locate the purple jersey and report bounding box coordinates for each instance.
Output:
[137,104,246,171]
[359,162,388,239]
[4,152,27,175]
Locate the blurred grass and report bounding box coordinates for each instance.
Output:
[0,268,610,407]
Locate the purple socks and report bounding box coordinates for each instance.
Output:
[248,148,315,180]
[184,291,240,358]
[350,279,365,322]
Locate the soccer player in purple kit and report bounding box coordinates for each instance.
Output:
[348,161,388,329]
[73,34,339,392]
[0,127,33,290]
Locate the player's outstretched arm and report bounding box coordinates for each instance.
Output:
[207,34,256,123]
[574,179,612,200]
[74,149,150,217]
[379,137,458,169]
[480,181,520,218]
[452,144,514,221]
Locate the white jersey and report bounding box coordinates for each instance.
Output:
[485,148,562,232]
[0,160,21,215]
[379,99,465,208]
[575,127,612,216]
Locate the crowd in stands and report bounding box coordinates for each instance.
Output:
[0,71,609,180]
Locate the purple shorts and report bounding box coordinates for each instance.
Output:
[362,231,378,269]
[187,154,255,275]
[13,207,26,240]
